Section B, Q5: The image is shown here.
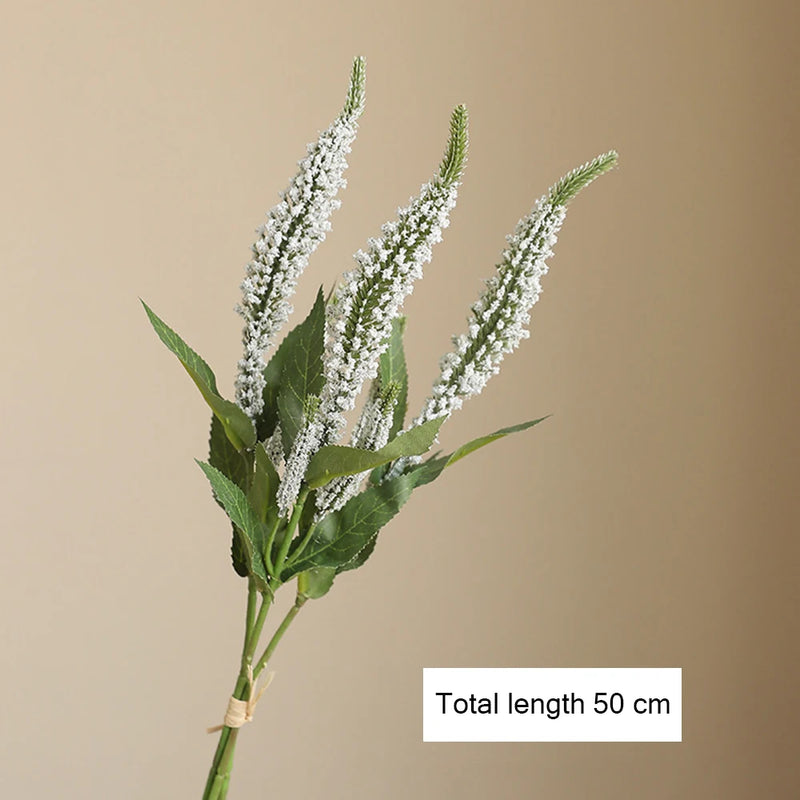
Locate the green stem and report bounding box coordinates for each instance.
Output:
[283,521,317,568]
[272,488,309,580]
[210,729,238,800]
[253,593,307,680]
[263,515,282,575]
[244,593,271,668]
[243,578,257,652]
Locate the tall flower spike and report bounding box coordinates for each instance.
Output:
[317,105,469,445]
[235,57,367,420]
[413,151,617,427]
[315,381,400,518]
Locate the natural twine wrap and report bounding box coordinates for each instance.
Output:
[207,667,274,734]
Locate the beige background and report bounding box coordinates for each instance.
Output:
[2,1,798,797]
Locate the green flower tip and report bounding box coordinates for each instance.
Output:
[379,380,402,408]
[549,150,618,207]
[342,56,367,120]
[438,104,469,186]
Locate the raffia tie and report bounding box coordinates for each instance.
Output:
[207,666,274,734]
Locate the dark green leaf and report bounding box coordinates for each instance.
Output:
[209,415,255,577]
[258,343,288,443]
[277,288,326,453]
[379,317,408,440]
[208,415,253,491]
[305,417,444,489]
[297,567,336,599]
[142,301,255,450]
[284,458,448,576]
[230,529,249,579]
[339,456,450,574]
[299,488,319,532]
[248,443,279,526]
[196,461,270,591]
[304,419,548,579]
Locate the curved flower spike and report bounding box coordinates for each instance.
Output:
[414,151,618,425]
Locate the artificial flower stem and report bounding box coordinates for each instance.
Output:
[243,578,257,652]
[253,593,307,680]
[272,488,309,579]
[282,520,319,568]
[210,730,238,800]
[202,590,273,799]
[263,515,284,576]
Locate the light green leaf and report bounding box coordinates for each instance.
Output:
[142,301,255,450]
[196,461,270,591]
[276,288,326,453]
[444,417,549,468]
[297,567,336,599]
[284,458,448,576]
[305,417,444,489]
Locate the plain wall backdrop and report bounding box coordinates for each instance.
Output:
[1,1,798,798]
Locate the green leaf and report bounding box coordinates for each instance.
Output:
[248,443,279,526]
[304,420,547,579]
[196,461,270,591]
[257,345,287,443]
[297,567,336,599]
[339,455,451,575]
[335,536,377,574]
[209,415,255,577]
[304,417,444,490]
[142,301,256,451]
[208,415,253,491]
[444,417,549,468]
[379,317,408,440]
[230,527,250,579]
[276,288,326,453]
[284,458,448,577]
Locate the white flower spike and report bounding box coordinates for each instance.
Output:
[318,105,469,443]
[413,151,618,428]
[235,57,366,420]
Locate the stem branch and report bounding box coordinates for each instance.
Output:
[253,593,307,680]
